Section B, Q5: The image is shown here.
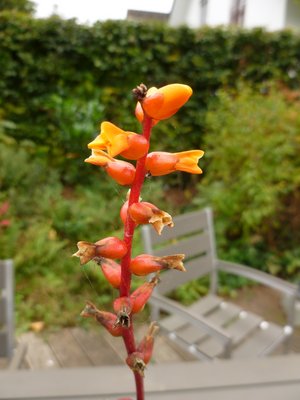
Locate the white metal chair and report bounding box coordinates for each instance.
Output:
[0,259,14,359]
[0,260,27,369]
[142,208,298,360]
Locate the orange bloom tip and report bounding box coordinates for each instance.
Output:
[141,84,193,120]
[174,150,204,174]
[88,122,148,160]
[84,150,113,166]
[145,150,204,176]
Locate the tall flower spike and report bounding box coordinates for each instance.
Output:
[73,237,127,265]
[85,150,136,185]
[81,301,123,337]
[130,275,160,313]
[88,122,149,160]
[145,150,204,176]
[136,84,193,120]
[120,201,174,235]
[130,254,186,276]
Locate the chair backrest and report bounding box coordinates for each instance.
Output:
[0,259,14,358]
[141,208,218,295]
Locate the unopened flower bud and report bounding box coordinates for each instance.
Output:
[81,301,123,337]
[73,237,127,265]
[126,352,146,377]
[145,150,204,176]
[130,275,160,313]
[95,257,121,288]
[113,297,133,328]
[130,254,186,276]
[137,84,192,121]
[85,150,136,185]
[137,322,159,364]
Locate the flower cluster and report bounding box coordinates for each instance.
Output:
[73,83,204,399]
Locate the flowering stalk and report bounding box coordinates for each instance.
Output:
[75,83,203,400]
[119,113,153,398]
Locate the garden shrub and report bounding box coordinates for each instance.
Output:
[195,85,300,281]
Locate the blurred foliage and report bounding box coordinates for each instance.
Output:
[0,0,34,13]
[1,14,300,185]
[194,85,300,282]
[1,13,300,326]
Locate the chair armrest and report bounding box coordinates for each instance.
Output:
[149,293,232,346]
[217,259,297,297]
[8,343,27,370]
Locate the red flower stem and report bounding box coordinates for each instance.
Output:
[120,114,152,400]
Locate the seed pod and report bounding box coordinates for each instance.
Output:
[120,201,173,235]
[126,352,146,377]
[95,257,121,288]
[73,237,127,265]
[81,302,122,337]
[130,275,160,313]
[130,254,186,276]
[137,322,159,364]
[113,297,133,328]
[94,237,127,259]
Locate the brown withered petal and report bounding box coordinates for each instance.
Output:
[156,254,186,272]
[149,209,174,235]
[80,301,99,318]
[73,241,96,265]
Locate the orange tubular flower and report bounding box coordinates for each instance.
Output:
[120,201,174,235]
[145,150,204,176]
[130,275,159,313]
[130,254,186,276]
[85,150,136,185]
[137,322,159,364]
[81,302,123,337]
[95,258,121,289]
[73,237,127,265]
[88,122,149,160]
[137,84,192,120]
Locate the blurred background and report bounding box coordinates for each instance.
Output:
[1,0,300,333]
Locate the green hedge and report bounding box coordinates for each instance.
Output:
[194,85,300,281]
[1,12,300,183]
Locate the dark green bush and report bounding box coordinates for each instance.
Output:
[1,13,300,185]
[195,85,300,281]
